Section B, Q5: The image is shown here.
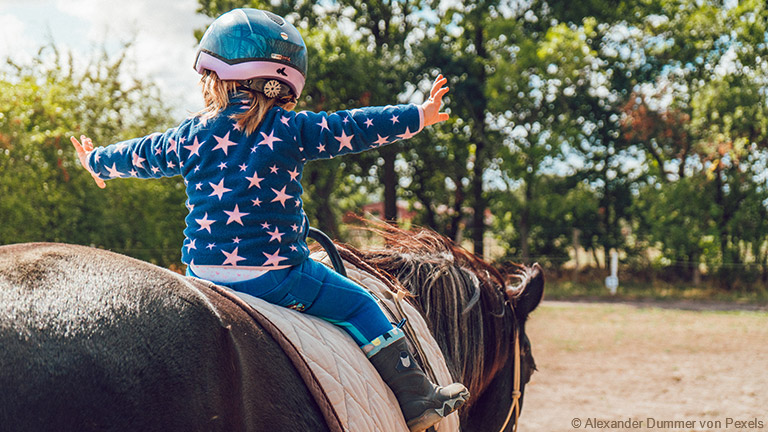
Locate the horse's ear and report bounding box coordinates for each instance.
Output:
[511,263,544,319]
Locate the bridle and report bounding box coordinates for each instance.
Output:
[497,304,522,432]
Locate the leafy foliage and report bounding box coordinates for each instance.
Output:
[0,45,185,266]
[5,0,768,289]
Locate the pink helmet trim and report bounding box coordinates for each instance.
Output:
[195,51,306,98]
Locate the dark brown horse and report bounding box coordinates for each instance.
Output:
[0,228,542,432]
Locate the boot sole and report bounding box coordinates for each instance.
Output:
[406,389,470,432]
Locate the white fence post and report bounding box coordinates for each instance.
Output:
[605,249,619,295]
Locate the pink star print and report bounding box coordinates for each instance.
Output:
[167,139,178,154]
[374,134,389,146]
[271,186,294,207]
[186,239,197,251]
[209,178,232,200]
[335,130,354,152]
[397,127,417,140]
[132,153,145,168]
[184,137,202,157]
[281,116,291,126]
[261,222,271,229]
[224,204,249,226]
[390,114,399,124]
[196,213,216,233]
[267,227,284,243]
[364,118,374,128]
[252,198,262,206]
[317,116,330,132]
[106,163,124,178]
[288,167,300,181]
[262,249,288,267]
[246,171,264,189]
[212,131,237,155]
[258,130,282,150]
[222,247,247,266]
[269,165,279,174]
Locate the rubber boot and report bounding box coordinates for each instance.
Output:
[368,336,470,432]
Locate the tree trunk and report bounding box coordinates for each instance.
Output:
[307,167,339,239]
[446,183,465,241]
[572,228,581,282]
[519,205,530,263]
[382,147,398,222]
[519,177,535,263]
[470,20,488,258]
[713,164,733,289]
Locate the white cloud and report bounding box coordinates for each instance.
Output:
[3,0,212,118]
[0,13,33,64]
[56,0,212,116]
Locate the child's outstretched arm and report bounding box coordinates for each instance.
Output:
[293,74,451,162]
[71,126,184,186]
[71,135,106,188]
[421,74,450,127]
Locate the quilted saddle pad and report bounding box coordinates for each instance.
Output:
[229,256,460,432]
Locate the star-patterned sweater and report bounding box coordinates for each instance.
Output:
[87,96,424,270]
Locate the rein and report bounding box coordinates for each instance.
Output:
[497,325,522,432]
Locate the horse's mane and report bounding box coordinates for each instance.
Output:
[336,222,525,402]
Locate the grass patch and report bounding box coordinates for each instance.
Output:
[544,278,768,305]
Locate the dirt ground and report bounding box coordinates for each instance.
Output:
[517,301,768,432]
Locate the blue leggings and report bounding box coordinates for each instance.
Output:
[190,259,394,346]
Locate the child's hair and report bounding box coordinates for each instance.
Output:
[198,70,295,136]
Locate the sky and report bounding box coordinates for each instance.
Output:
[0,0,212,119]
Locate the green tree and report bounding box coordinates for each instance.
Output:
[0,45,184,266]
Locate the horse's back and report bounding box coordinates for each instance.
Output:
[0,243,328,432]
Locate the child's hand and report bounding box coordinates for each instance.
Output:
[70,135,106,189]
[421,74,450,127]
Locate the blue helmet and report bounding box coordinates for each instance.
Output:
[194,8,308,99]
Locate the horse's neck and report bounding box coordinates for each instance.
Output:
[433,292,513,409]
[460,355,516,432]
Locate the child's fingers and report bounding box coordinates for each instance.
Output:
[433,86,449,103]
[70,136,83,152]
[72,135,104,187]
[431,79,449,99]
[81,135,94,151]
[92,173,106,189]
